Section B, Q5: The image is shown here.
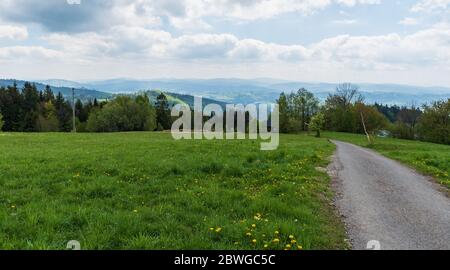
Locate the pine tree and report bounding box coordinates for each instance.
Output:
[155,93,172,130]
[54,92,72,131]
[44,85,55,102]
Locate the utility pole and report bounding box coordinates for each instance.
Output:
[72,88,76,133]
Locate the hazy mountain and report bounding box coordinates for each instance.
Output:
[76,78,450,106]
[11,78,450,106]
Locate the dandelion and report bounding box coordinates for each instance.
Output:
[297,245,303,250]
[246,232,252,237]
[291,239,297,244]
[11,205,16,209]
[252,239,257,244]
[289,235,294,239]
[132,209,138,213]
[274,231,279,235]
[285,244,291,249]
[264,244,268,248]
[210,227,215,231]
[272,238,280,243]
[251,224,256,228]
[215,227,222,233]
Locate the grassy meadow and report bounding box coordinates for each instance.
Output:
[324,132,450,189]
[0,132,347,250]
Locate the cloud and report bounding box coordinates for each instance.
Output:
[311,23,450,68]
[0,46,63,60]
[0,0,382,33]
[411,0,450,12]
[332,19,358,25]
[36,22,450,71]
[399,17,420,26]
[0,24,28,40]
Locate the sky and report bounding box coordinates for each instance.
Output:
[0,0,449,87]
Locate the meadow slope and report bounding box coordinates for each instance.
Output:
[0,132,346,250]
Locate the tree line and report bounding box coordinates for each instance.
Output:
[0,82,173,133]
[1,81,448,145]
[277,83,449,145]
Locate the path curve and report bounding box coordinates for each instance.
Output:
[328,140,450,250]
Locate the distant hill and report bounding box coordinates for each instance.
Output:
[8,78,450,106]
[0,79,112,101]
[44,78,450,106]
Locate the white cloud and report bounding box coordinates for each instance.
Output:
[399,17,420,25]
[36,22,450,72]
[0,24,28,40]
[0,0,382,33]
[332,19,358,24]
[0,46,63,60]
[311,23,450,68]
[411,0,450,12]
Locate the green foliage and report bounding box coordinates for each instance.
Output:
[309,112,325,138]
[155,93,172,130]
[86,95,156,132]
[353,102,388,135]
[276,88,319,133]
[0,113,3,131]
[416,99,450,145]
[0,133,347,250]
[36,101,59,132]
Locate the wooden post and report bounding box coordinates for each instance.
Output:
[72,88,76,133]
[360,112,372,144]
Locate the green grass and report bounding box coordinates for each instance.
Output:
[324,132,450,189]
[0,132,347,250]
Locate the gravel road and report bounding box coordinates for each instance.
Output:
[328,140,450,250]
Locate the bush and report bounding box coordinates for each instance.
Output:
[416,99,450,145]
[87,95,156,132]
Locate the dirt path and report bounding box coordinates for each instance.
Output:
[328,140,450,250]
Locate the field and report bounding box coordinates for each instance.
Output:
[0,132,347,250]
[324,132,450,189]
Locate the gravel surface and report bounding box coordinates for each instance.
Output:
[328,140,450,250]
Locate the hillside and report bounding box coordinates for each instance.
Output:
[0,79,112,101]
[42,78,450,106]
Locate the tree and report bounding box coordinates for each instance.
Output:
[22,82,40,131]
[353,103,388,144]
[309,111,325,138]
[87,95,156,132]
[277,92,290,133]
[44,85,55,102]
[36,101,59,132]
[0,113,4,131]
[292,88,319,131]
[416,99,449,145]
[54,92,73,132]
[155,93,172,130]
[276,89,318,133]
[324,83,364,132]
[394,106,422,139]
[0,83,24,131]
